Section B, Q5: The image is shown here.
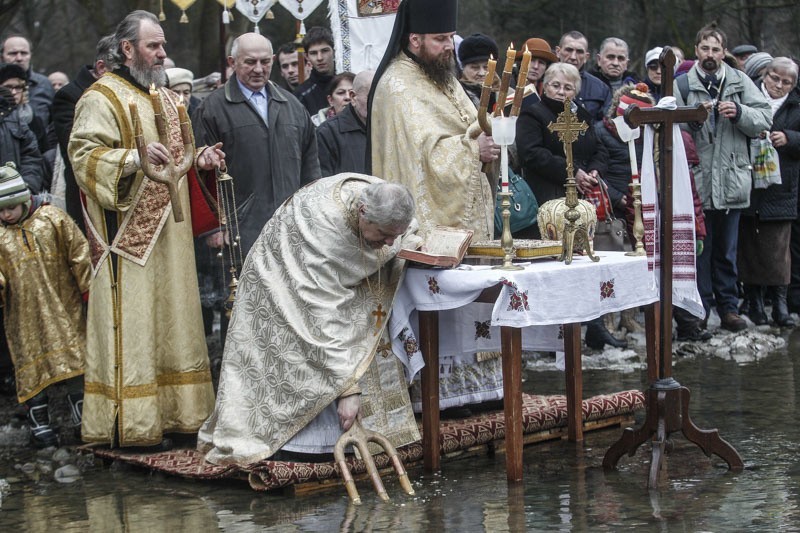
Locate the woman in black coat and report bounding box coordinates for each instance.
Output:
[738,58,800,327]
[515,63,621,350]
[516,62,608,237]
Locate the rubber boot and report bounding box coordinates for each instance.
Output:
[67,391,83,428]
[585,317,628,350]
[25,393,59,448]
[770,285,796,328]
[744,285,768,326]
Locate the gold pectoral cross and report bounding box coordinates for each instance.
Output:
[372,304,387,334]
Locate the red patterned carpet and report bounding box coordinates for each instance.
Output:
[82,391,643,491]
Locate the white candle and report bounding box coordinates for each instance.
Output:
[501,145,509,193]
[628,138,639,182]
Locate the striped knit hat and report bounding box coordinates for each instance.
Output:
[0,162,31,209]
[615,83,655,116]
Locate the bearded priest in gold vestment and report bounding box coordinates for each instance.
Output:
[199,175,421,466]
[368,0,505,413]
[68,11,224,447]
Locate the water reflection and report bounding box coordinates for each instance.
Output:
[2,333,800,530]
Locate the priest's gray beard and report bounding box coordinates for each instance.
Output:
[130,50,167,88]
[418,43,456,88]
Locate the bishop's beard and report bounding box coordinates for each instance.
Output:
[130,51,167,89]
[417,46,456,88]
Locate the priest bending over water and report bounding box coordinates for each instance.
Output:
[199,174,422,466]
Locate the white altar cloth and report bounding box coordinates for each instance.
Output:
[390,252,660,380]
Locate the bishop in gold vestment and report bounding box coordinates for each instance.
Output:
[69,69,215,447]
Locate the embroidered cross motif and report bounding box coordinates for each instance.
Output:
[501,278,530,311]
[600,279,616,300]
[475,320,491,340]
[399,327,419,356]
[376,339,393,358]
[427,275,441,294]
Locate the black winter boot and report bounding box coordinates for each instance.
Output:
[744,285,768,326]
[67,391,83,428]
[770,285,796,328]
[585,317,628,350]
[25,393,59,448]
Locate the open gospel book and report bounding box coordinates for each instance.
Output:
[397,226,473,268]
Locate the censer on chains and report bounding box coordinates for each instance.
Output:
[215,163,244,318]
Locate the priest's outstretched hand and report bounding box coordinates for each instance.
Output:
[338,393,361,431]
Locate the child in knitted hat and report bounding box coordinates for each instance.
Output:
[0,161,92,448]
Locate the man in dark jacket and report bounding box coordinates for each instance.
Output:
[1,35,55,125]
[317,70,373,176]
[294,27,335,116]
[0,86,45,193]
[51,34,115,231]
[556,31,611,123]
[194,32,320,258]
[589,37,639,93]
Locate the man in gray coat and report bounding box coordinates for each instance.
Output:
[675,23,772,332]
[193,32,321,258]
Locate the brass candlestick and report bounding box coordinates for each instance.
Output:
[129,89,194,223]
[491,115,523,271]
[547,99,599,265]
[494,192,524,271]
[627,181,646,256]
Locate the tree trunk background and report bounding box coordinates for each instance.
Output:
[2,0,799,83]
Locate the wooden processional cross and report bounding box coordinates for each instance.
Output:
[602,48,743,487]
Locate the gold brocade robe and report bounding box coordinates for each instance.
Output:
[0,204,91,403]
[199,174,421,467]
[68,72,214,446]
[371,53,494,240]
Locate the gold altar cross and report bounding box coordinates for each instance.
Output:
[372,304,387,333]
[621,47,707,375]
[548,102,589,151]
[547,99,595,264]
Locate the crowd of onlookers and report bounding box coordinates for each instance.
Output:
[0,16,799,448]
[451,25,800,347]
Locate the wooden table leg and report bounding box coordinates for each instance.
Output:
[645,303,660,383]
[418,310,440,472]
[563,322,583,442]
[501,326,523,482]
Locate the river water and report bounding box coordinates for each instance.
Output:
[1,327,799,531]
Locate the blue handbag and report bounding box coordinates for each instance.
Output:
[494,168,538,236]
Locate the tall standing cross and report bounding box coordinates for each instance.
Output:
[620,48,707,376]
[547,98,597,264]
[603,47,743,486]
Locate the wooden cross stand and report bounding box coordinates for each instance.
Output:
[601,48,743,487]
